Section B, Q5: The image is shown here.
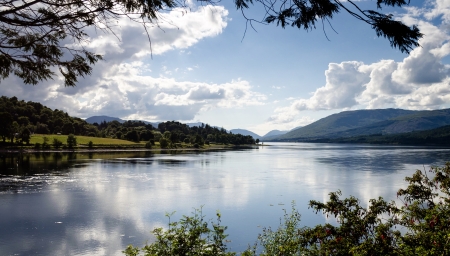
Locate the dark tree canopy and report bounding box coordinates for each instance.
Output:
[0,0,177,86]
[238,0,422,54]
[0,0,422,86]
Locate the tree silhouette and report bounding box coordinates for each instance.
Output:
[0,0,422,86]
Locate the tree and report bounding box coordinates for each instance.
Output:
[0,0,177,86]
[238,0,422,54]
[52,138,63,149]
[159,137,169,149]
[21,128,31,145]
[67,134,77,149]
[0,0,421,86]
[125,130,140,142]
[0,112,12,143]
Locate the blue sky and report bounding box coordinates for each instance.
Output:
[2,0,450,136]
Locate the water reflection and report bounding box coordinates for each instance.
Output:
[1,144,450,255]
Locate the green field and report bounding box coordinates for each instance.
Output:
[30,134,144,146]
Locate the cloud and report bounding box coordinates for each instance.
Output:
[293,61,369,111]
[0,4,260,122]
[276,3,450,113]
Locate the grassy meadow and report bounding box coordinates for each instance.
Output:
[30,134,145,147]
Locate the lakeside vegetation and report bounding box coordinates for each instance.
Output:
[0,96,256,150]
[124,163,450,255]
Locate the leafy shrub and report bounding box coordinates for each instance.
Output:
[52,138,63,149]
[123,208,234,256]
[34,142,41,149]
[159,138,169,149]
[145,141,152,149]
[88,141,93,149]
[67,134,77,149]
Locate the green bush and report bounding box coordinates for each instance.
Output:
[123,208,235,256]
[88,141,93,149]
[159,138,169,149]
[67,134,77,149]
[52,138,63,149]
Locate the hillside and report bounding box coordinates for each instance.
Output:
[271,108,450,141]
[318,125,450,146]
[276,109,415,140]
[85,116,125,124]
[230,129,262,139]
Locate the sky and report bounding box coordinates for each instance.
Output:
[1,0,450,136]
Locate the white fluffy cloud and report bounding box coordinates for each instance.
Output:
[276,3,450,114]
[0,5,268,122]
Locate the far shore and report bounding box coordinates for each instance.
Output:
[0,144,261,154]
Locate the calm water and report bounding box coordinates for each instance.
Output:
[1,143,450,255]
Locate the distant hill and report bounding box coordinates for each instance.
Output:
[85,115,160,127]
[260,130,288,141]
[317,125,450,146]
[230,129,262,139]
[273,108,450,141]
[263,130,288,137]
[85,116,125,124]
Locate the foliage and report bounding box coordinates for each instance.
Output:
[52,138,63,149]
[123,208,235,256]
[88,141,94,149]
[0,96,256,147]
[159,138,169,149]
[0,0,180,86]
[42,136,51,149]
[67,134,77,149]
[243,203,303,256]
[126,163,450,255]
[238,0,421,54]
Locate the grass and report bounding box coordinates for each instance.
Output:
[30,134,144,146]
[4,134,246,151]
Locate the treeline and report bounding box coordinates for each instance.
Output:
[0,96,255,146]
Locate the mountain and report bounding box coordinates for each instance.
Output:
[263,130,288,137]
[274,108,450,141]
[85,116,125,124]
[85,115,160,127]
[230,129,262,139]
[260,130,288,141]
[320,125,450,146]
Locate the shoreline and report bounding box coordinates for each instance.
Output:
[0,144,260,154]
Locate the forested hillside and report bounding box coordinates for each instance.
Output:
[0,96,255,146]
[313,125,450,146]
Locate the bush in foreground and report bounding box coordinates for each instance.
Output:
[124,163,450,255]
